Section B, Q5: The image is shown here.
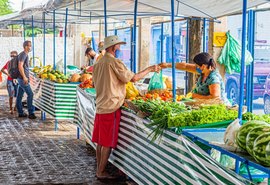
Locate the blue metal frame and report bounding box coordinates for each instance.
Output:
[104,0,108,37]
[130,26,133,70]
[202,18,207,52]
[247,10,255,112]
[160,23,164,63]
[238,0,248,121]
[185,20,189,95]
[53,10,56,70]
[91,31,97,51]
[171,0,176,101]
[31,15,35,67]
[43,12,46,66]
[64,8,68,75]
[22,19,25,41]
[132,0,138,73]
[182,128,270,181]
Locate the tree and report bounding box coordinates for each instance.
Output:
[0,0,12,16]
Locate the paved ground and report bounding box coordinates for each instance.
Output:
[0,89,128,185]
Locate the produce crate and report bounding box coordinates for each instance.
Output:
[30,73,79,120]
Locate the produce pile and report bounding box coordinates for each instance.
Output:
[131,100,240,140]
[236,120,270,166]
[70,73,93,89]
[32,65,69,83]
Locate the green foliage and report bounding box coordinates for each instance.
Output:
[0,0,12,16]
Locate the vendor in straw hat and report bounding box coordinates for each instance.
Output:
[92,35,161,179]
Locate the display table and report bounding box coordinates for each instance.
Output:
[182,128,269,182]
[74,87,251,185]
[30,73,79,130]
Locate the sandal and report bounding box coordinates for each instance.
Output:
[96,175,117,180]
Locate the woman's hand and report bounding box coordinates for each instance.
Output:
[148,65,161,73]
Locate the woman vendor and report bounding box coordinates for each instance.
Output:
[160,52,229,104]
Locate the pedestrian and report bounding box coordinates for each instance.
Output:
[96,41,105,61]
[85,47,99,66]
[1,51,18,114]
[92,35,161,179]
[16,40,36,119]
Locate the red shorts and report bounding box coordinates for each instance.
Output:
[92,109,121,148]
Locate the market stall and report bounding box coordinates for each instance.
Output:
[30,71,79,130]
[74,87,252,185]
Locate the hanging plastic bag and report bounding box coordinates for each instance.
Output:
[126,82,140,99]
[148,71,164,91]
[218,32,253,74]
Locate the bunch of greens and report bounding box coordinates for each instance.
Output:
[168,104,238,127]
[242,112,270,123]
[146,101,186,141]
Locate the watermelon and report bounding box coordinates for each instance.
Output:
[246,126,270,155]
[236,120,268,150]
[253,132,270,166]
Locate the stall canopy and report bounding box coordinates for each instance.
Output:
[0,0,269,27]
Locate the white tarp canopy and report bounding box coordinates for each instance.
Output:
[0,0,269,27]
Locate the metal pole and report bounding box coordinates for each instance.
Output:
[133,0,138,73]
[171,0,176,101]
[43,13,46,67]
[92,32,96,51]
[238,0,248,121]
[22,19,25,41]
[250,11,255,112]
[104,0,108,37]
[64,8,68,75]
[185,20,189,95]
[160,23,164,63]
[53,10,56,70]
[130,26,133,70]
[246,11,252,109]
[114,29,117,35]
[31,15,35,67]
[203,18,207,52]
[248,10,255,112]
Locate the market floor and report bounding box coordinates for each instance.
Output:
[0,89,129,185]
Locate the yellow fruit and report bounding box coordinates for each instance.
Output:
[41,74,48,79]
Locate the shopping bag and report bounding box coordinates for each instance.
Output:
[224,118,241,147]
[218,32,253,74]
[148,71,164,91]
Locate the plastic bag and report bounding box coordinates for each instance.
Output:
[224,119,241,147]
[148,71,164,91]
[218,32,253,74]
[126,82,139,99]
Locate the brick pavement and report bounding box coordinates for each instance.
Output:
[0,89,128,185]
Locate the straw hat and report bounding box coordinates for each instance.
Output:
[101,35,126,50]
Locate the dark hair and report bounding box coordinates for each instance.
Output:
[23,40,31,48]
[85,47,93,56]
[10,51,18,55]
[193,52,216,70]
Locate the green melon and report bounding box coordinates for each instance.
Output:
[246,125,270,155]
[253,132,270,166]
[236,120,268,150]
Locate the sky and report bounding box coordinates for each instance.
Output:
[9,0,23,11]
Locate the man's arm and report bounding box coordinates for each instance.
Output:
[131,66,154,82]
[18,61,28,84]
[1,68,9,76]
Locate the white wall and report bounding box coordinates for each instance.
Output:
[0,37,74,87]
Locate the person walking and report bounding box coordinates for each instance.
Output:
[92,35,161,179]
[16,40,36,119]
[1,51,18,114]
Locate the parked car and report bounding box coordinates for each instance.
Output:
[263,73,270,114]
[226,61,270,104]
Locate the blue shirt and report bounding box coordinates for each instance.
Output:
[18,51,29,79]
[193,70,227,103]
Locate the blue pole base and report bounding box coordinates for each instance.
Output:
[54,119,58,131]
[41,111,46,121]
[77,127,80,139]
